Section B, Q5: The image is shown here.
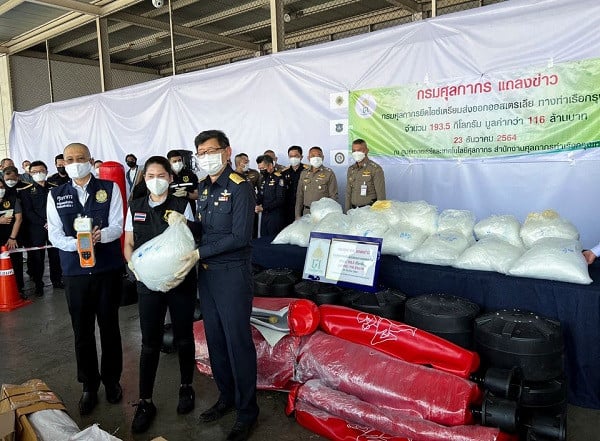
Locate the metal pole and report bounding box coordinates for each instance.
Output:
[431,0,437,18]
[168,0,176,75]
[45,40,54,102]
[269,0,284,54]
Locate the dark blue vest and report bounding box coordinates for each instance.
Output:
[50,177,123,276]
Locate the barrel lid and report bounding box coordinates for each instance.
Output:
[475,310,563,354]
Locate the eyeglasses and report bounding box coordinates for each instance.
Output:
[195,147,225,159]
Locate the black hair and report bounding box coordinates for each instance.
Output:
[54,154,64,163]
[167,150,182,159]
[29,161,48,170]
[3,166,18,175]
[288,145,303,155]
[256,155,273,165]
[194,130,230,149]
[126,153,137,161]
[143,156,173,176]
[308,146,323,154]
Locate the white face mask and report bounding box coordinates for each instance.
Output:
[309,157,323,168]
[4,180,17,188]
[197,152,224,176]
[32,172,47,183]
[145,178,170,196]
[0,189,5,199]
[171,161,184,173]
[65,162,92,180]
[242,164,249,172]
[352,151,366,163]
[289,157,301,167]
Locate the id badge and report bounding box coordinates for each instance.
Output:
[360,183,367,196]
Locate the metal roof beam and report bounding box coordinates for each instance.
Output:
[27,0,101,16]
[0,0,25,16]
[112,11,260,51]
[383,0,420,13]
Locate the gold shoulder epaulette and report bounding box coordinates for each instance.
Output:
[18,183,33,191]
[229,173,245,184]
[48,181,58,187]
[274,171,282,177]
[302,164,309,169]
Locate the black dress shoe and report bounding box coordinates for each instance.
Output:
[53,281,65,289]
[34,285,44,297]
[131,400,157,434]
[105,383,123,404]
[199,400,234,423]
[79,391,98,415]
[226,420,256,441]
[176,385,195,414]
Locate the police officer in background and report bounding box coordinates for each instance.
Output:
[47,143,124,416]
[263,149,285,173]
[167,150,198,215]
[281,145,307,226]
[234,153,260,194]
[295,146,338,218]
[345,138,386,211]
[176,129,258,441]
[19,161,62,296]
[256,155,286,237]
[47,154,70,186]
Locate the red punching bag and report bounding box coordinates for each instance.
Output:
[98,161,127,251]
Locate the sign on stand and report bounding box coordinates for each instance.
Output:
[302,232,382,291]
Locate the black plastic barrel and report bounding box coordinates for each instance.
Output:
[404,293,480,349]
[350,288,407,321]
[294,280,344,305]
[474,310,564,382]
[253,268,299,297]
[519,375,567,414]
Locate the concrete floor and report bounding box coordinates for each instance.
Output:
[1,276,599,441]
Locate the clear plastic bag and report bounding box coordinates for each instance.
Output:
[130,221,196,292]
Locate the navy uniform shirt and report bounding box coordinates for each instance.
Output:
[257,170,286,213]
[169,168,198,196]
[197,165,255,265]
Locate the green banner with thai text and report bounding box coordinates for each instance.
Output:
[349,58,600,159]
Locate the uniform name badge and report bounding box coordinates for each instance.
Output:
[360,183,367,196]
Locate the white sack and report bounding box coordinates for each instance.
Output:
[403,229,470,266]
[309,198,343,223]
[508,238,592,285]
[474,215,523,248]
[454,237,524,274]
[69,424,122,441]
[347,206,389,237]
[312,212,351,234]
[28,409,79,441]
[381,224,429,256]
[393,200,439,235]
[520,210,579,248]
[131,221,196,292]
[437,209,476,238]
[271,216,313,247]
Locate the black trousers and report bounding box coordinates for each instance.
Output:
[26,246,62,287]
[137,269,197,399]
[260,211,284,238]
[64,269,123,391]
[198,261,259,423]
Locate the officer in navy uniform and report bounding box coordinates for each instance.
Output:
[0,177,25,297]
[3,166,29,292]
[176,129,258,441]
[255,154,286,237]
[167,150,199,216]
[18,160,62,296]
[281,145,307,226]
[47,143,124,416]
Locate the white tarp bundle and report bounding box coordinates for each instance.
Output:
[9,0,600,247]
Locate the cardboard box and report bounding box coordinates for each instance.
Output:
[0,380,66,441]
[0,409,15,441]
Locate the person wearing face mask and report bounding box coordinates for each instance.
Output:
[177,129,258,441]
[263,149,285,173]
[281,145,308,226]
[93,160,103,178]
[47,143,124,417]
[124,156,198,434]
[124,153,139,197]
[20,160,34,184]
[255,155,287,237]
[18,161,63,296]
[345,138,386,212]
[0,178,25,298]
[234,153,260,238]
[167,150,198,216]
[47,154,70,186]
[0,158,14,180]
[295,146,338,218]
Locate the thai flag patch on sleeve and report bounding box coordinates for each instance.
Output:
[134,212,147,222]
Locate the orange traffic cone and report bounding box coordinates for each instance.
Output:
[0,246,31,312]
